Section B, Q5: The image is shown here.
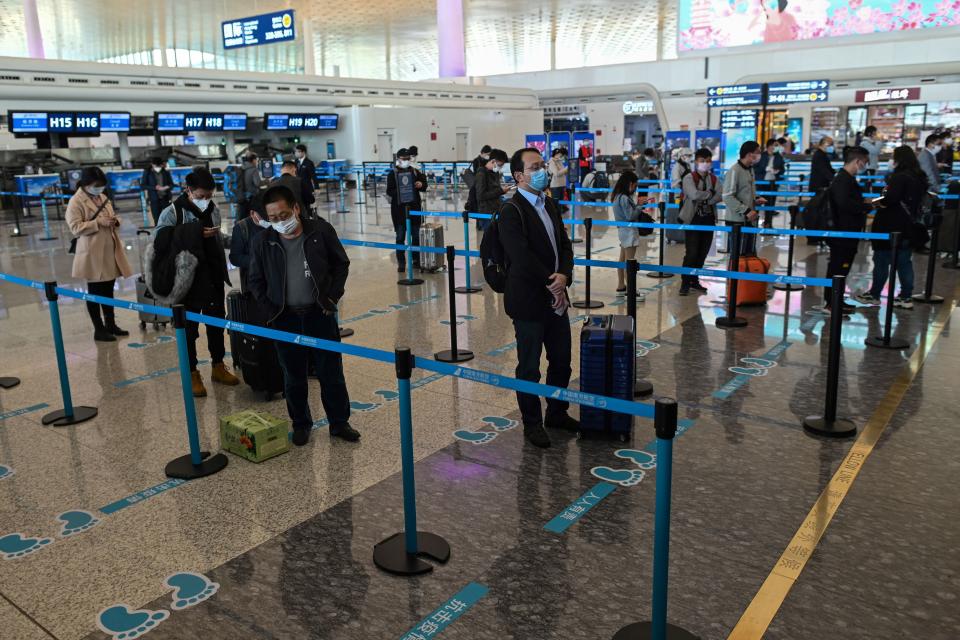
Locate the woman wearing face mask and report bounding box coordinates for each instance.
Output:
[473,149,512,237]
[548,148,569,202]
[142,157,173,225]
[610,171,655,294]
[66,167,134,342]
[678,149,723,296]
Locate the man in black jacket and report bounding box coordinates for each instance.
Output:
[824,146,871,313]
[809,137,836,192]
[272,161,306,212]
[141,157,173,225]
[386,148,428,272]
[499,147,577,448]
[754,139,785,228]
[294,144,317,214]
[248,184,358,446]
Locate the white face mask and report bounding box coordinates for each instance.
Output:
[697,163,711,174]
[153,166,162,173]
[931,145,942,154]
[85,186,105,196]
[272,216,299,235]
[191,198,210,211]
[494,164,504,173]
[254,216,272,229]
[481,154,490,160]
[398,160,410,169]
[944,138,953,145]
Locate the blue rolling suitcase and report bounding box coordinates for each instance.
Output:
[579,315,635,441]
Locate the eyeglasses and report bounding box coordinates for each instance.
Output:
[266,208,296,223]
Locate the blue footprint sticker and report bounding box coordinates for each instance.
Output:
[165,572,219,610]
[591,467,645,487]
[741,357,776,368]
[637,340,660,351]
[349,401,381,413]
[0,533,53,559]
[96,605,169,639]
[729,366,768,377]
[0,465,13,481]
[57,510,102,538]
[481,416,518,432]
[453,430,497,445]
[374,389,400,403]
[615,449,657,470]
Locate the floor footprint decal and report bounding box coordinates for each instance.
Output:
[481,416,518,432]
[453,430,497,445]
[349,401,381,413]
[96,605,169,639]
[165,572,220,610]
[591,467,645,487]
[0,533,53,559]
[614,449,657,470]
[0,464,13,481]
[57,510,102,537]
[374,389,400,403]
[741,357,776,368]
[729,366,768,377]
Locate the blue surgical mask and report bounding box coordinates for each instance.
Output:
[826,145,835,154]
[191,198,210,211]
[529,168,549,192]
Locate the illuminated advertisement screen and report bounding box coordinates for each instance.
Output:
[678,0,960,52]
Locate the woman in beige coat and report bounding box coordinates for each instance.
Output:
[66,167,134,342]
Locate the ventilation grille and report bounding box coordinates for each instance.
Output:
[256,85,269,90]
[0,74,22,81]
[33,76,55,82]
[157,81,175,87]
[130,80,148,86]
[210,83,225,88]
[233,84,248,89]
[68,78,89,84]
[297,87,309,92]
[100,79,120,85]
[184,82,200,88]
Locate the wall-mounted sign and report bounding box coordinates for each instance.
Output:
[222,10,295,50]
[264,113,339,131]
[155,112,247,133]
[707,84,763,108]
[8,111,131,134]
[622,101,655,115]
[855,87,921,104]
[720,109,759,130]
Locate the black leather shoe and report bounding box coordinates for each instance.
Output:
[94,329,117,342]
[397,265,405,273]
[106,324,129,337]
[292,429,311,447]
[545,412,580,432]
[330,422,361,442]
[523,423,551,448]
[690,281,708,292]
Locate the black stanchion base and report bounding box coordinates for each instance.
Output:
[634,379,654,397]
[454,285,482,294]
[165,451,229,480]
[39,236,58,242]
[0,377,20,389]
[434,349,474,363]
[612,621,700,640]
[773,282,805,292]
[865,335,910,350]
[10,231,28,238]
[715,316,748,329]
[645,272,673,279]
[911,293,944,304]
[571,238,584,244]
[802,415,857,438]
[336,209,350,214]
[373,531,451,576]
[339,328,355,338]
[397,278,425,286]
[572,300,605,309]
[41,406,98,426]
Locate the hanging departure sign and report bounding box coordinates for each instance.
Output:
[222,10,295,49]
[707,84,763,108]
[264,113,339,131]
[720,109,759,130]
[767,79,829,105]
[7,111,130,134]
[155,112,248,132]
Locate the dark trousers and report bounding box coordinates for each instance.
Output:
[273,307,351,432]
[393,213,422,267]
[762,183,778,227]
[824,241,858,304]
[727,223,757,256]
[869,245,914,299]
[86,280,117,330]
[513,311,572,426]
[185,293,226,371]
[681,230,713,285]
[148,197,169,226]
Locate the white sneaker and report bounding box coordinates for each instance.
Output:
[893,298,914,310]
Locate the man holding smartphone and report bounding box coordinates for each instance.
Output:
[154,167,239,397]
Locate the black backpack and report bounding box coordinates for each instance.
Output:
[480,202,526,293]
[592,171,609,189]
[464,183,478,216]
[800,186,835,231]
[461,167,476,189]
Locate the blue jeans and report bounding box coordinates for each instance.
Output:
[869,246,914,299]
[273,307,351,431]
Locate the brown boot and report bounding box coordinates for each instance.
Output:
[211,362,240,386]
[191,370,207,397]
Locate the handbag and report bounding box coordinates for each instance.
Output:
[636,209,655,236]
[69,197,110,254]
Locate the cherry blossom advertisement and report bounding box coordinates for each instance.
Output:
[678,0,960,51]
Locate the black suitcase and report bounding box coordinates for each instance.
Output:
[226,290,284,401]
[579,315,635,441]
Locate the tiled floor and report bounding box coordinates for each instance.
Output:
[1,188,958,639]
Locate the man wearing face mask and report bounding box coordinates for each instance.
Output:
[386,148,428,272]
[937,130,954,172]
[229,208,271,293]
[809,136,837,192]
[823,146,872,314]
[247,185,356,447]
[753,139,785,228]
[860,126,882,176]
[142,157,173,225]
[408,145,421,170]
[237,153,263,220]
[498,147,576,448]
[474,148,512,226]
[919,133,943,193]
[293,144,317,215]
[472,144,493,173]
[722,141,766,255]
[154,168,239,396]
[679,149,723,295]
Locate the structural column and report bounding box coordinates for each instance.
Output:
[437,0,465,77]
[23,0,46,59]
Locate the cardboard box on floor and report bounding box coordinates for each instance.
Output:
[220,410,290,463]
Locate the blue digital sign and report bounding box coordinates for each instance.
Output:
[99,112,131,132]
[157,112,247,132]
[223,113,247,131]
[707,84,763,108]
[264,113,338,131]
[767,79,830,105]
[222,10,295,50]
[9,112,47,133]
[155,113,186,132]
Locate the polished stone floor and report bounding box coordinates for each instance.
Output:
[0,186,957,640]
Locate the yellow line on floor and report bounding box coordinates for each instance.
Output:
[728,298,956,639]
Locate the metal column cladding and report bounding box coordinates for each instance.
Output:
[437,0,466,77]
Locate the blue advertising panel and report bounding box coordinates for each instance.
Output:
[547,132,571,156]
[786,117,803,148]
[155,113,186,132]
[222,10,295,50]
[106,169,142,195]
[15,174,60,195]
[99,113,130,132]
[665,130,693,179]
[168,167,193,189]
[723,128,756,168]
[525,134,547,155]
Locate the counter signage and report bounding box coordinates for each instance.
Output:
[99,112,131,132]
[222,10,295,50]
[9,111,121,134]
[156,112,248,132]
[9,112,48,133]
[264,113,339,131]
[155,112,186,132]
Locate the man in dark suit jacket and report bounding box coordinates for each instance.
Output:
[386,148,428,272]
[272,161,305,213]
[809,137,836,192]
[499,147,577,448]
[142,157,173,225]
[824,145,870,313]
[294,144,317,212]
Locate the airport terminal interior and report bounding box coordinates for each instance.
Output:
[1,1,960,639]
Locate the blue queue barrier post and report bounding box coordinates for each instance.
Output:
[373,348,451,575]
[435,246,475,363]
[626,259,654,398]
[715,223,748,329]
[913,217,944,305]
[40,282,98,426]
[164,305,229,479]
[646,202,673,279]
[803,276,857,438]
[865,232,910,350]
[572,217,604,310]
[398,211,425,287]
[0,376,21,389]
[613,398,699,640]
[773,206,804,292]
[570,187,582,244]
[39,196,57,242]
[454,212,482,294]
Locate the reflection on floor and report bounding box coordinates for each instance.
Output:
[0,188,957,640]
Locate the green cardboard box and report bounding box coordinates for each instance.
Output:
[219,410,290,463]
